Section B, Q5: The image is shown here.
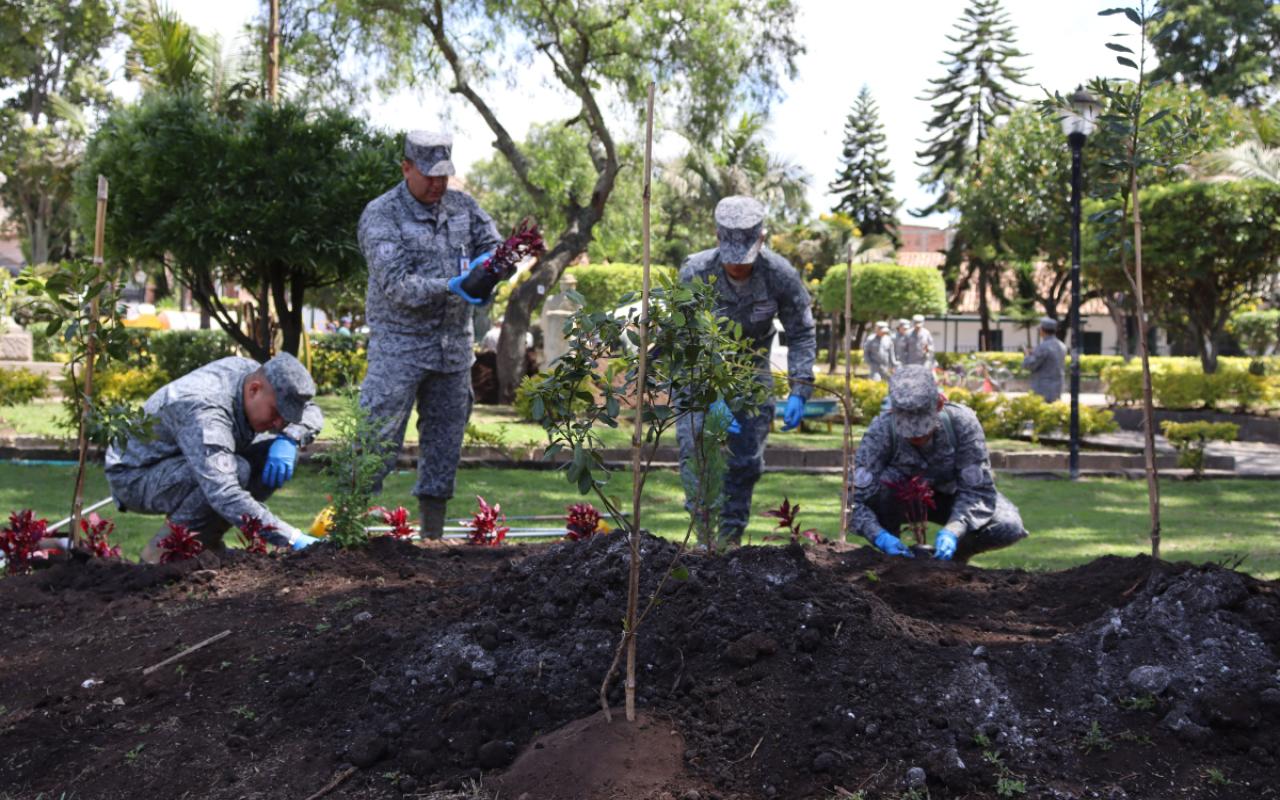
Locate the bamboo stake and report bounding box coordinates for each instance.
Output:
[267,0,281,104]
[840,244,854,541]
[70,176,109,547]
[141,629,231,675]
[1130,174,1160,558]
[620,81,657,725]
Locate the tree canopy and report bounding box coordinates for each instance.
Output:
[1148,0,1280,107]
[830,86,899,245]
[817,263,947,322]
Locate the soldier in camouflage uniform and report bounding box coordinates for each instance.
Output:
[105,353,323,563]
[1022,317,1068,402]
[357,131,503,538]
[676,196,817,544]
[849,365,1028,562]
[862,321,895,380]
[893,319,911,366]
[907,314,935,367]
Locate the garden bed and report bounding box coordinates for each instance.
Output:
[1110,406,1280,444]
[1,537,1277,799]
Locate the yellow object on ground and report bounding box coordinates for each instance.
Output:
[310,507,334,538]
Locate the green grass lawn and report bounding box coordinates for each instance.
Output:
[3,462,1276,579]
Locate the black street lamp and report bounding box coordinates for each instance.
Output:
[1061,86,1101,480]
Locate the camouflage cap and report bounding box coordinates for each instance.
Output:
[404,130,455,177]
[875,321,889,331]
[897,319,910,329]
[912,314,926,324]
[1040,316,1058,332]
[714,196,766,264]
[889,365,940,438]
[262,353,316,425]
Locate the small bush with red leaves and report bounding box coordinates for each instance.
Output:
[2,510,50,574]
[236,515,279,555]
[158,521,204,563]
[465,496,509,547]
[483,219,546,278]
[80,513,122,559]
[373,506,415,539]
[882,475,936,546]
[564,502,604,541]
[762,497,823,546]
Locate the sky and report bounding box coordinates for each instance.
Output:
[152,0,1131,229]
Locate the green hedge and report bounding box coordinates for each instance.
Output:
[1161,420,1239,476]
[310,333,369,394]
[817,262,947,319]
[0,367,50,405]
[149,329,238,381]
[555,264,677,312]
[1102,362,1270,411]
[945,386,1118,441]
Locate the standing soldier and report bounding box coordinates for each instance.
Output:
[862,321,894,380]
[358,131,503,539]
[850,365,1028,562]
[908,314,935,367]
[893,318,911,366]
[676,196,817,545]
[1023,317,1068,402]
[105,353,323,562]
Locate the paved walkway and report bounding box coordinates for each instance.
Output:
[1082,431,1280,477]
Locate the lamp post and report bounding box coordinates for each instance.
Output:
[1061,86,1101,480]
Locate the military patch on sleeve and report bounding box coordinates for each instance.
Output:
[960,463,991,487]
[376,242,396,261]
[207,448,236,475]
[854,467,875,488]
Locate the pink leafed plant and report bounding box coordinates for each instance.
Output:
[372,506,415,539]
[482,219,546,278]
[158,521,204,563]
[564,502,604,541]
[465,496,509,547]
[763,497,823,546]
[236,515,278,555]
[80,512,122,559]
[882,475,936,546]
[2,510,50,574]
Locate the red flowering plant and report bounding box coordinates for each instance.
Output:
[459,219,546,301]
[158,521,204,563]
[2,510,50,574]
[372,506,416,539]
[762,497,823,546]
[564,502,605,541]
[80,513,122,559]
[465,495,509,547]
[882,475,936,546]
[236,515,278,555]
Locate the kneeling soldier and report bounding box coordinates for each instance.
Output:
[850,365,1028,562]
[105,353,323,563]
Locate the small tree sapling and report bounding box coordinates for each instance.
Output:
[317,390,392,549]
[762,497,823,545]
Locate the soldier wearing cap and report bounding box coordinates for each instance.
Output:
[357,131,503,538]
[1022,317,1067,402]
[849,365,1028,562]
[907,314,934,367]
[105,354,324,563]
[893,319,911,365]
[676,195,817,545]
[862,321,896,381]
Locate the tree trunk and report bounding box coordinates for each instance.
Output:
[1130,176,1161,560]
[257,278,272,357]
[977,261,992,351]
[270,267,306,356]
[1198,331,1218,374]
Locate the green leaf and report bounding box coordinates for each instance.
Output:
[671,565,690,582]
[1116,56,1138,70]
[1104,42,1133,54]
[1098,7,1127,15]
[1123,7,1141,26]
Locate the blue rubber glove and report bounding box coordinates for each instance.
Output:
[710,399,742,435]
[468,251,494,271]
[934,529,958,561]
[781,394,806,431]
[873,529,915,558]
[447,274,484,305]
[291,532,318,551]
[262,436,298,489]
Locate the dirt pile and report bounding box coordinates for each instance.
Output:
[0,535,1276,799]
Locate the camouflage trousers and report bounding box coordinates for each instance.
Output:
[675,401,775,540]
[361,361,473,500]
[106,439,275,539]
[861,487,1028,561]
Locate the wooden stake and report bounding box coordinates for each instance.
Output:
[840,245,854,542]
[70,176,109,547]
[301,766,357,800]
[620,81,657,725]
[267,0,280,104]
[141,629,231,675]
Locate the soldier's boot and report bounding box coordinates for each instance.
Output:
[139,525,169,565]
[418,496,448,541]
[194,527,228,555]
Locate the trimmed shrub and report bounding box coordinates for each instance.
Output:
[812,374,888,423]
[817,263,947,320]
[1161,420,1238,477]
[310,333,369,394]
[1101,364,1143,404]
[0,367,50,405]
[557,264,677,312]
[96,365,169,405]
[1102,362,1267,410]
[943,387,1116,441]
[1228,309,1279,357]
[1072,355,1126,376]
[514,371,593,422]
[149,329,238,381]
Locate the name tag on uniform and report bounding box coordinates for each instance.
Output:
[459,256,470,276]
[750,300,777,321]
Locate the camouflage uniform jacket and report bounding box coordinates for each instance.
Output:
[850,402,998,541]
[104,357,324,537]
[358,183,503,372]
[1023,335,1068,401]
[680,247,817,399]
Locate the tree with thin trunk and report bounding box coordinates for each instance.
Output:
[916,0,1029,350]
[287,0,802,401]
[830,86,900,247]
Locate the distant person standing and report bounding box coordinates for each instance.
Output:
[862,321,895,381]
[907,314,934,367]
[893,319,910,366]
[1022,317,1068,402]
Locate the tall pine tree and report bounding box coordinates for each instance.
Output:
[915,0,1028,348]
[830,85,901,246]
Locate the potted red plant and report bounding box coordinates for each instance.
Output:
[882,475,936,547]
[459,219,545,302]
[465,496,509,547]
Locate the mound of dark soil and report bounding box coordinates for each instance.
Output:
[0,535,1277,800]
